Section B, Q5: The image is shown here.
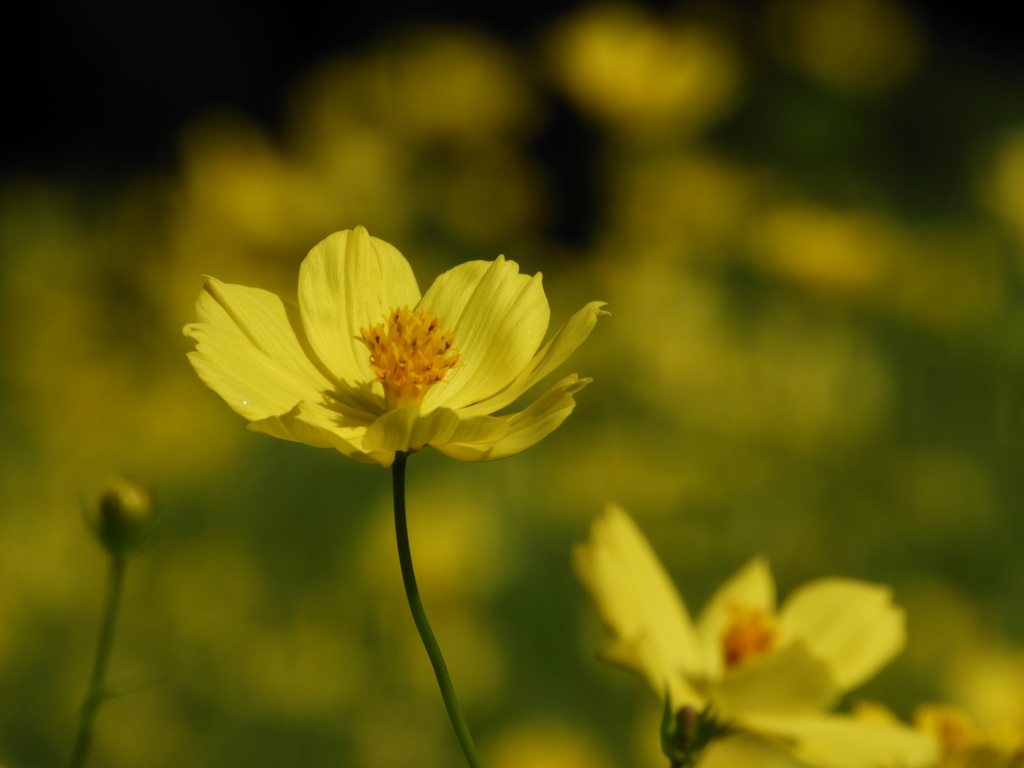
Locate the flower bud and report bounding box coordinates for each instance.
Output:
[675,705,700,748]
[87,476,156,556]
[661,699,732,767]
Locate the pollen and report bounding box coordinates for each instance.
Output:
[358,307,461,411]
[722,603,776,669]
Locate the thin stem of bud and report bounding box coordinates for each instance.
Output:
[391,452,484,768]
[69,554,127,768]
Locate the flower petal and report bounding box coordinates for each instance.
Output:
[432,374,588,462]
[740,713,940,768]
[713,642,837,719]
[777,578,905,692]
[298,226,421,389]
[457,300,609,417]
[447,412,511,446]
[696,556,777,682]
[572,504,706,706]
[184,277,344,421]
[414,259,491,331]
[362,403,454,452]
[361,403,508,454]
[248,402,386,465]
[699,733,806,768]
[419,256,550,411]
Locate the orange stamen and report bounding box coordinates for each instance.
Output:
[722,603,775,668]
[358,307,460,410]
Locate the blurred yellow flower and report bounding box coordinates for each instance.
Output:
[546,3,741,137]
[574,505,940,768]
[852,702,1021,768]
[946,642,1024,756]
[914,704,983,761]
[184,226,606,467]
[767,0,923,93]
[986,129,1024,245]
[913,704,1024,768]
[373,29,538,144]
[748,203,895,294]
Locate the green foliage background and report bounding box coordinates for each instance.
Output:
[3,2,1024,765]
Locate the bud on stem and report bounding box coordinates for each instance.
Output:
[661,695,733,768]
[85,476,156,557]
[70,475,155,768]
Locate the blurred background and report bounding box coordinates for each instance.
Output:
[3,0,1024,766]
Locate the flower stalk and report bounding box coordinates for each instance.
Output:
[661,698,732,768]
[69,553,127,768]
[391,452,483,768]
[71,475,155,768]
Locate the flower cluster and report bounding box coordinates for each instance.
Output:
[181,225,1021,768]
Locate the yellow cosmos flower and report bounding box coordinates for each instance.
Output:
[184,227,607,467]
[574,505,940,768]
[911,704,1024,768]
[914,704,984,761]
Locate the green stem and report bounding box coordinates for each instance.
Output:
[392,452,484,768]
[69,554,127,768]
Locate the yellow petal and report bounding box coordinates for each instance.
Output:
[597,637,648,672]
[361,403,508,453]
[572,504,706,706]
[413,259,490,330]
[247,402,385,465]
[777,578,905,692]
[418,256,550,411]
[700,733,806,768]
[446,411,512,445]
[298,226,421,389]
[713,642,837,718]
[184,278,340,422]
[696,556,777,681]
[457,300,609,418]
[433,374,588,462]
[741,713,940,768]
[362,403,454,452]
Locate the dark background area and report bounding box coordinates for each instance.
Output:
[3,0,1021,178]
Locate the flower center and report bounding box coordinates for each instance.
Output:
[915,706,981,757]
[358,307,461,411]
[722,603,775,669]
